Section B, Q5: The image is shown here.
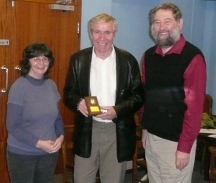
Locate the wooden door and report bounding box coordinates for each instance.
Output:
[0,0,81,182]
[0,0,14,182]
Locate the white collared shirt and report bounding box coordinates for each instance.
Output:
[90,46,116,122]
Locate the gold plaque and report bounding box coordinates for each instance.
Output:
[84,96,101,116]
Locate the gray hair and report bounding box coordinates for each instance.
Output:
[88,13,118,34]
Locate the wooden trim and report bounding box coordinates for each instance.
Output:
[13,0,80,5]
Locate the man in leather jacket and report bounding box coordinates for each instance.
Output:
[64,13,144,183]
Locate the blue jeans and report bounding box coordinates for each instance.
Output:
[7,151,59,183]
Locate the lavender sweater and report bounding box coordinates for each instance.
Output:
[6,75,64,155]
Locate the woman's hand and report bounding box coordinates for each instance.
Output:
[36,140,55,153]
[50,135,64,153]
[36,135,64,153]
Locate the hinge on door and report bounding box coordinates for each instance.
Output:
[11,1,15,7]
[77,23,80,34]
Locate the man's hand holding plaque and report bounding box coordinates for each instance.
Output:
[84,96,101,116]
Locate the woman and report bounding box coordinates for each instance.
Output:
[6,43,64,183]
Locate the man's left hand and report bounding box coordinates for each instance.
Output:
[175,150,190,170]
[95,106,116,120]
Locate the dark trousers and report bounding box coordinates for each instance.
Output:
[7,151,59,183]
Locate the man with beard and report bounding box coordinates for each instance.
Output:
[141,3,206,183]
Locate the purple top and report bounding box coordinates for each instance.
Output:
[6,75,64,155]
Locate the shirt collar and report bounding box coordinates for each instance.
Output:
[92,45,115,60]
[154,34,186,55]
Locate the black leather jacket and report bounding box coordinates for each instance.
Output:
[64,46,144,162]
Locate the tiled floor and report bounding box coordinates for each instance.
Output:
[54,173,71,183]
[191,160,208,183]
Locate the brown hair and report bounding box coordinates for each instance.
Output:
[149,3,182,25]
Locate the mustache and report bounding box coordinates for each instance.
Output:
[158,30,170,34]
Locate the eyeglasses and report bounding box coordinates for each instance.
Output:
[91,30,115,37]
[32,56,49,65]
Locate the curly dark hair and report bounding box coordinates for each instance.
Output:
[21,43,54,79]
